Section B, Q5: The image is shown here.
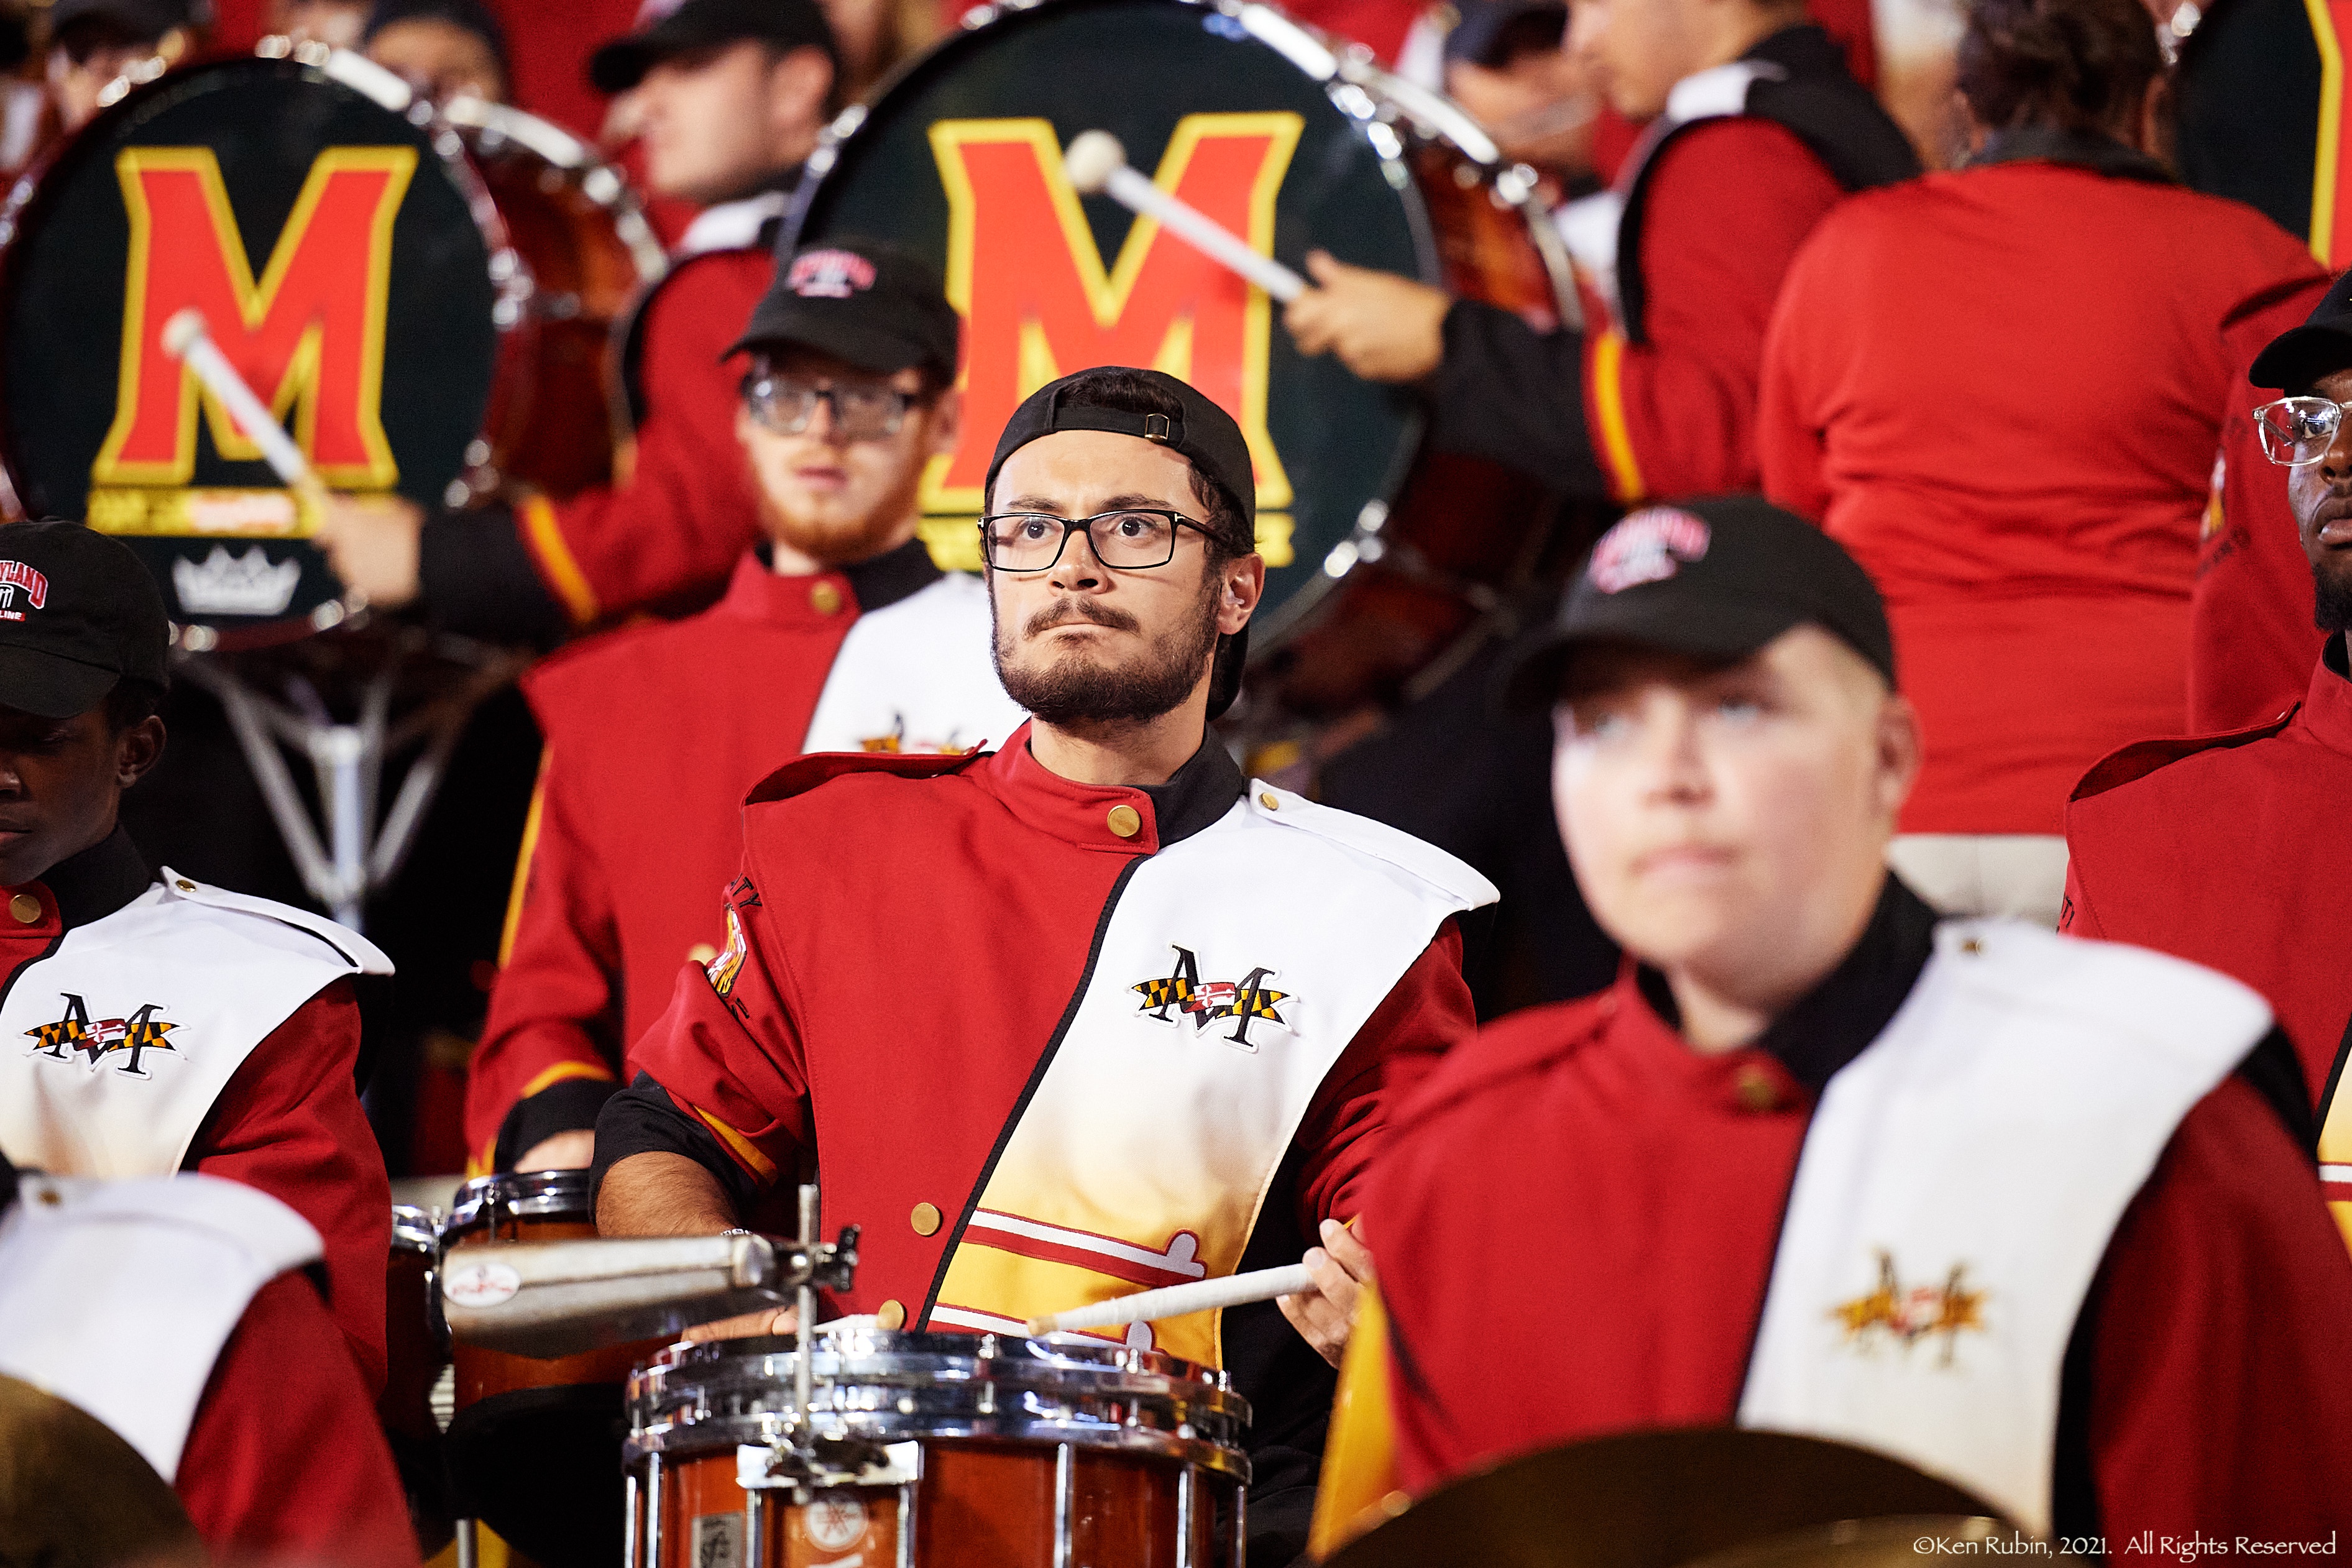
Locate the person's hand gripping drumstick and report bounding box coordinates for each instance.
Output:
[162,309,432,612]
[1024,1218,1375,1369]
[1060,131,1449,384]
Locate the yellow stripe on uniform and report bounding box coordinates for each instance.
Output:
[692,1105,779,1182]
[1307,1279,1406,1561]
[518,492,599,626]
[1587,330,1647,506]
[496,753,549,968]
[518,1060,619,1101]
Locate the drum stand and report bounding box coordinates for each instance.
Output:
[173,625,531,932]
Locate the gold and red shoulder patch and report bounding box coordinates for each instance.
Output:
[1827,1249,1987,1367]
[25,993,180,1077]
[1132,943,1292,1052]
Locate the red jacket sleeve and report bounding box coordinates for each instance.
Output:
[177,1272,417,1568]
[1600,119,1848,503]
[2083,1075,2352,1535]
[517,251,771,625]
[1756,223,1837,524]
[185,979,390,1396]
[466,751,624,1168]
[1292,922,1475,1230]
[2054,856,2103,939]
[627,871,812,1188]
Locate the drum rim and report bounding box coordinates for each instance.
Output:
[626,1418,1252,1481]
[444,1166,595,1232]
[437,96,670,288]
[391,1203,442,1250]
[638,1327,1236,1387]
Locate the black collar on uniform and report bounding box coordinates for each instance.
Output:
[1967,125,2177,185]
[841,538,944,613]
[1742,21,1847,78]
[1637,874,1941,1093]
[39,825,155,931]
[1137,733,1247,850]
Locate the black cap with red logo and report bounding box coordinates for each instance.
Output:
[1500,494,1895,709]
[589,0,836,95]
[0,522,168,719]
[727,237,960,383]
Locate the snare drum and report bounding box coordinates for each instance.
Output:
[625,1332,1251,1568]
[383,1204,453,1552]
[443,1170,669,1568]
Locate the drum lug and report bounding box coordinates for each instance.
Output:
[1052,1443,1075,1568]
[736,1438,918,1496]
[1176,1464,1195,1568]
[644,1452,664,1568]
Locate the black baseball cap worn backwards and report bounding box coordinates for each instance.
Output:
[588,0,835,95]
[1502,494,1895,710]
[0,522,168,720]
[985,368,1260,720]
[2251,269,2352,393]
[727,239,960,382]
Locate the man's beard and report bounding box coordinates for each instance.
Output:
[2315,559,2352,634]
[994,575,1222,727]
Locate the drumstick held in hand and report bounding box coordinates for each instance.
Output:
[161,308,325,500]
[1024,1262,1316,1338]
[1063,131,1307,303]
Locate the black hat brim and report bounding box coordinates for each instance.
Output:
[1499,596,1808,712]
[723,318,945,377]
[2250,323,2352,392]
[0,646,122,721]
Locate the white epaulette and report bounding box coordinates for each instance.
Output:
[1242,782,1500,912]
[156,869,393,974]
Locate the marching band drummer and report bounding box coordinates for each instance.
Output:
[2062,275,2352,1114]
[313,0,840,642]
[1282,0,1917,507]
[0,1151,414,1568]
[0,525,397,1395]
[465,240,1024,1177]
[1334,500,2352,1539]
[594,367,1494,1563]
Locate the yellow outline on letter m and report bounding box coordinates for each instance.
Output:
[94,145,416,489]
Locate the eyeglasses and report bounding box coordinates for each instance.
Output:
[2253,395,2352,466]
[741,375,926,440]
[978,508,1220,572]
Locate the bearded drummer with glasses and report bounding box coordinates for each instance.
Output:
[2064,272,2352,1167]
[465,239,1024,1180]
[593,366,1493,1563]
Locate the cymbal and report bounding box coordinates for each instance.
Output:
[1323,1428,2005,1568]
[0,1374,204,1568]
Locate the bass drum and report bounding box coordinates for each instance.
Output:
[786,0,1581,718]
[0,45,661,648]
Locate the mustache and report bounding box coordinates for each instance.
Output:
[1023,597,1141,639]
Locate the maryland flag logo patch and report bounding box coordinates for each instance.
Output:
[705,905,750,999]
[25,993,181,1077]
[1132,945,1292,1052]
[1829,1249,1988,1368]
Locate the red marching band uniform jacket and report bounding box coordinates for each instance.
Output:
[0,1168,413,1568]
[418,239,774,636]
[592,728,1492,1554]
[465,543,1025,1171]
[1333,880,2352,1541]
[1757,134,2328,835]
[2063,639,2352,1252]
[1415,23,1918,507]
[0,827,395,1396]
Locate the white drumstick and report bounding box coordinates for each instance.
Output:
[1024,1262,1315,1338]
[1063,131,1307,304]
[160,308,318,490]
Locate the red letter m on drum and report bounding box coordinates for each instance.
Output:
[924,113,1300,523]
[93,146,416,490]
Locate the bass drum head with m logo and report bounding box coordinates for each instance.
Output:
[0,52,502,641]
[788,0,1437,630]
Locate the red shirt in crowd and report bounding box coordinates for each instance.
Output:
[1759,140,2327,835]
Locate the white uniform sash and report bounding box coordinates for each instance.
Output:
[1739,920,2270,1532]
[0,873,391,1178]
[800,574,1028,757]
[930,786,1495,1365]
[0,1171,321,1480]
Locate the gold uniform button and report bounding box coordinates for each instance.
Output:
[687,943,719,965]
[810,581,843,615]
[1960,937,1985,956]
[173,878,196,892]
[910,1202,942,1236]
[1105,804,1142,838]
[1258,791,1280,810]
[1733,1065,1779,1114]
[8,893,41,925]
[875,1299,907,1331]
